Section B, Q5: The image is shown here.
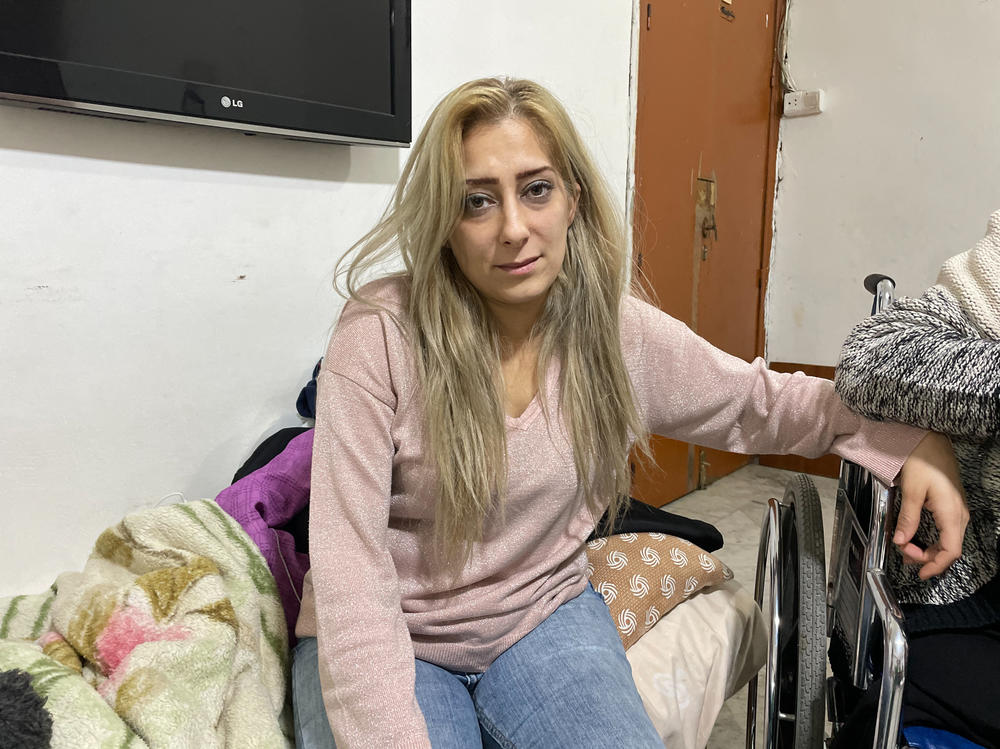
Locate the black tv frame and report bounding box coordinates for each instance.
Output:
[0,1,411,146]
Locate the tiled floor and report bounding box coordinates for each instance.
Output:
[665,463,839,749]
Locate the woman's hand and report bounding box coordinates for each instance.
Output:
[896,431,969,579]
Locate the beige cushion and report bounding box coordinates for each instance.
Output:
[586,533,732,649]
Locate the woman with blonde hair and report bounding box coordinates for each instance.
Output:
[292,77,966,748]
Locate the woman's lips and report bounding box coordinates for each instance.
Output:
[496,256,540,275]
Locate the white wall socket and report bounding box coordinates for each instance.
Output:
[783,89,825,118]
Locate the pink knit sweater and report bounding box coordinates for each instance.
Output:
[296,276,924,748]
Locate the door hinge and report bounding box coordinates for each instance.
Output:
[646,3,652,30]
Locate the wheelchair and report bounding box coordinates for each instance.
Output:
[745,275,985,749]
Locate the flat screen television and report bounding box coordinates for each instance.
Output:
[0,0,411,146]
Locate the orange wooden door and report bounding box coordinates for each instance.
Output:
[631,0,782,506]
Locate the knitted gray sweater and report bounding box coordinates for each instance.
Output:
[836,285,1000,631]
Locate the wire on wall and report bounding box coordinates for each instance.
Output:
[777,0,797,92]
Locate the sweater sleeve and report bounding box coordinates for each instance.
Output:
[626,299,925,486]
[309,299,431,748]
[835,287,1000,440]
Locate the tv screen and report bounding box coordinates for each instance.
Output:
[0,0,411,145]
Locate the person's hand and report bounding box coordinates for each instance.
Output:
[896,431,968,579]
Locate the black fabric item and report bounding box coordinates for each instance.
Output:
[831,623,1000,749]
[284,508,310,555]
[296,359,323,420]
[588,497,724,551]
[903,572,1000,636]
[0,669,53,749]
[232,426,312,483]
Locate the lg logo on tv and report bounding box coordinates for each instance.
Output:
[220,96,244,109]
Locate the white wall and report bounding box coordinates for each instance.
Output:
[767,0,1000,366]
[0,1,636,596]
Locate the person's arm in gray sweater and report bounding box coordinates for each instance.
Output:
[835,286,1000,441]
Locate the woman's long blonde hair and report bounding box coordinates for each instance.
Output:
[337,77,649,564]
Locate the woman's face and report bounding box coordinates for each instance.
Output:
[448,117,579,327]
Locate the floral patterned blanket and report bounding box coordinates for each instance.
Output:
[0,499,292,748]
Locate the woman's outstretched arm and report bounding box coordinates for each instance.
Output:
[623,296,965,579]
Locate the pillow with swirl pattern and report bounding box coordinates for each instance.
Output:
[586,532,733,650]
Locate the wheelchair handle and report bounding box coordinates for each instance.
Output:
[863,273,896,315]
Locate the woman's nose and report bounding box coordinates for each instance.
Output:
[500,203,530,247]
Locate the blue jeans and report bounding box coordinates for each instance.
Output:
[292,583,662,748]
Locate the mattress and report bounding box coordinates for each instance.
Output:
[627,578,766,749]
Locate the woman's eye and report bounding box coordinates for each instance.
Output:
[464,193,492,213]
[524,180,553,200]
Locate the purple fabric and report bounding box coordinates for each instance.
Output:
[215,429,313,642]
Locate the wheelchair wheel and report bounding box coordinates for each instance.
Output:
[774,474,827,748]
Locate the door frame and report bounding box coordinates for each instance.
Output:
[755,0,787,359]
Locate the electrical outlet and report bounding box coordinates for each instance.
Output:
[783,89,824,118]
